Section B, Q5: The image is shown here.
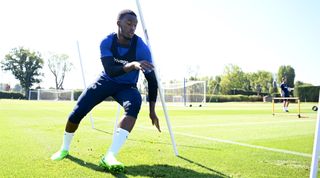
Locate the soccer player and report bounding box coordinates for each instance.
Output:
[280,77,290,112]
[50,9,161,173]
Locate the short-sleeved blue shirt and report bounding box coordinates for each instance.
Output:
[100,33,152,84]
[280,82,289,97]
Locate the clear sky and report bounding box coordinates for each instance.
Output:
[0,0,319,89]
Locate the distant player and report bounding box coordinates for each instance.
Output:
[50,9,161,174]
[280,77,290,112]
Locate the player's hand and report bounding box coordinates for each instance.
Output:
[139,60,154,72]
[126,61,154,72]
[150,111,161,132]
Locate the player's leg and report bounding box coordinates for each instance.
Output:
[100,86,142,173]
[283,99,287,112]
[51,77,116,161]
[286,100,290,112]
[284,94,290,112]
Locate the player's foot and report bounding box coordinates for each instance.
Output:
[50,150,69,161]
[99,154,124,174]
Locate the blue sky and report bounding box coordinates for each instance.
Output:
[0,0,319,89]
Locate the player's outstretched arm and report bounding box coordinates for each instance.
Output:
[144,70,160,132]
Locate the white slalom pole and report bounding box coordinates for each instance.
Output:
[310,91,320,178]
[76,41,95,129]
[135,0,178,156]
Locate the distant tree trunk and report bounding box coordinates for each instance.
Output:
[47,53,72,90]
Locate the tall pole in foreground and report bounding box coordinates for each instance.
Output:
[135,0,178,156]
[76,41,95,129]
[310,91,320,178]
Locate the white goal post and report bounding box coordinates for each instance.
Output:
[28,89,74,101]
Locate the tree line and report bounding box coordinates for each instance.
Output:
[1,47,72,98]
[1,47,314,99]
[191,64,312,96]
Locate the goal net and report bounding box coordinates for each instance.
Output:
[161,80,206,106]
[28,89,74,101]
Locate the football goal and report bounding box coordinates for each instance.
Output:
[28,89,74,101]
[161,80,206,106]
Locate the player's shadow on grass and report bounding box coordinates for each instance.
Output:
[118,164,229,178]
[67,155,229,178]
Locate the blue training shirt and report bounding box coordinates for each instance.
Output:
[100,33,152,84]
[280,82,289,97]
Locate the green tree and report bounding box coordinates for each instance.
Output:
[269,79,278,96]
[47,53,73,89]
[200,76,221,95]
[248,70,273,94]
[212,76,221,94]
[220,64,246,94]
[1,47,44,98]
[242,73,252,91]
[277,65,295,87]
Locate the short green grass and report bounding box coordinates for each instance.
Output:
[0,99,318,178]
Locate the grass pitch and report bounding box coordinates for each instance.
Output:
[0,99,318,178]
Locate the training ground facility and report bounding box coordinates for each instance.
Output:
[0,99,318,178]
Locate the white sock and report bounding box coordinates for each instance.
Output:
[61,131,74,151]
[106,128,129,157]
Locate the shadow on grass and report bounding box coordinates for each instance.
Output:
[177,155,228,176]
[66,155,105,173]
[67,155,229,178]
[120,164,229,178]
[93,128,113,135]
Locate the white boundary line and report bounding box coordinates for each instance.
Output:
[174,131,311,158]
[137,126,312,158]
[95,117,313,158]
[172,119,315,128]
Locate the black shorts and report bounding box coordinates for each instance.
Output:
[68,76,142,124]
[282,94,289,102]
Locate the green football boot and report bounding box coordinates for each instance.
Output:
[50,150,69,161]
[99,154,124,174]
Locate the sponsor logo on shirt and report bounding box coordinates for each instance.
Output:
[114,58,129,65]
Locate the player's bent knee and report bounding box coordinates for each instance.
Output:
[68,106,90,124]
[124,98,142,119]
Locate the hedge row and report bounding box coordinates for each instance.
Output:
[4,87,317,102]
[294,85,320,102]
[227,89,268,96]
[39,90,265,102]
[207,94,263,102]
[0,91,25,99]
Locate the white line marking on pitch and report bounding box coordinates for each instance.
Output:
[172,119,315,128]
[137,126,312,158]
[174,131,311,157]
